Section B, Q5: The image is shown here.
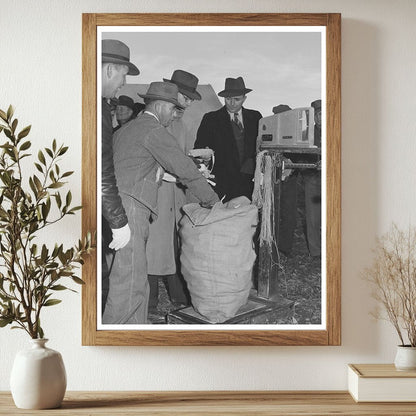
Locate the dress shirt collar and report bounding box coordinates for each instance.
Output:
[228,109,243,127]
[144,110,160,123]
[228,109,242,120]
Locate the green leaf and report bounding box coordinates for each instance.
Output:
[71,276,85,285]
[58,250,67,264]
[56,244,63,257]
[61,171,74,178]
[50,270,58,281]
[51,244,59,258]
[69,206,82,213]
[58,146,68,156]
[29,222,39,234]
[6,105,14,122]
[52,139,57,152]
[38,150,46,165]
[41,201,50,220]
[65,191,72,207]
[33,175,42,192]
[45,148,53,158]
[17,125,31,140]
[50,285,68,291]
[3,128,12,140]
[29,177,38,197]
[34,162,43,173]
[0,109,7,121]
[0,292,12,302]
[38,325,44,339]
[11,118,18,133]
[19,140,31,151]
[55,192,62,208]
[41,244,48,262]
[0,317,13,327]
[48,182,64,189]
[19,153,30,160]
[43,299,62,307]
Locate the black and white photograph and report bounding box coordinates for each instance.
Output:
[98,25,326,330]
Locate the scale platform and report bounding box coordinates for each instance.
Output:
[167,291,294,325]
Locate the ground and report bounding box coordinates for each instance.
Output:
[148,174,322,325]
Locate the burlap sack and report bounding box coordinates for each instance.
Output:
[179,197,258,323]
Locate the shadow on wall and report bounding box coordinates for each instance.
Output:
[341,19,382,355]
[118,21,383,354]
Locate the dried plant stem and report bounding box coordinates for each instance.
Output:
[363,223,416,347]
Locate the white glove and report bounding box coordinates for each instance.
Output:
[109,224,131,251]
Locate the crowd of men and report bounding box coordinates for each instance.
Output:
[101,38,322,325]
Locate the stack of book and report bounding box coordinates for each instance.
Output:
[348,364,416,402]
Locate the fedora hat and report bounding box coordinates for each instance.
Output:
[138,82,185,109]
[163,70,201,101]
[272,104,292,114]
[218,77,252,97]
[311,99,321,110]
[116,95,135,110]
[102,39,140,76]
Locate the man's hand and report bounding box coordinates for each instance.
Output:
[200,201,215,209]
[109,224,131,251]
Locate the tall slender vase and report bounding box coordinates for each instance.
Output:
[10,338,67,409]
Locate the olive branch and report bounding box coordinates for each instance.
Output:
[0,105,94,339]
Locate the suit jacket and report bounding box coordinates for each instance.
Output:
[195,106,262,201]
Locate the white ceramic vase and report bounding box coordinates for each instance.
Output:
[10,338,67,409]
[394,345,416,371]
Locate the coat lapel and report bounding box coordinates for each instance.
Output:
[242,108,257,160]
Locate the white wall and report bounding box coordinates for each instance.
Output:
[1,0,415,391]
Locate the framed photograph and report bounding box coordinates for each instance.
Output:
[82,13,341,346]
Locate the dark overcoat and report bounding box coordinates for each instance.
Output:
[195,106,262,201]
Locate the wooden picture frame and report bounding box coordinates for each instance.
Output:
[82,13,341,346]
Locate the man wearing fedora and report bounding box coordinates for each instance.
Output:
[102,81,219,324]
[146,70,202,317]
[195,76,262,202]
[101,39,140,310]
[102,40,139,250]
[114,95,137,131]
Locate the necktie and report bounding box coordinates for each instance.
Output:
[233,113,243,131]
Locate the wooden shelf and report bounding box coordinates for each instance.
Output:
[1,391,416,415]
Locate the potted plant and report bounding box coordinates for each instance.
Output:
[363,223,416,370]
[0,105,94,408]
